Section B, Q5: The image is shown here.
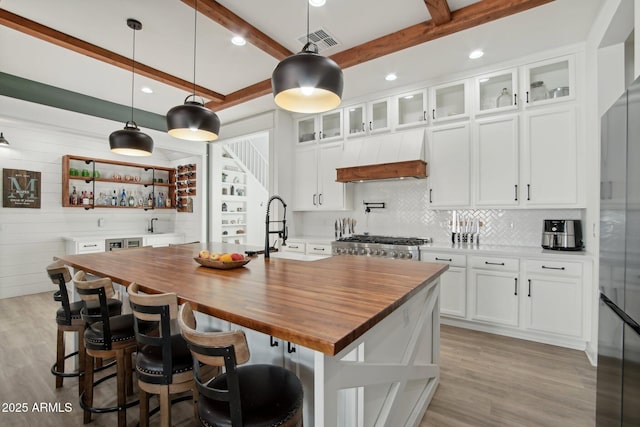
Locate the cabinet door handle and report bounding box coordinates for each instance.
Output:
[514,184,518,201]
[527,184,531,201]
[485,261,505,266]
[313,194,317,206]
[528,279,532,297]
[319,131,323,139]
[541,265,565,271]
[435,257,452,262]
[270,336,279,347]
[318,193,323,205]
[362,122,366,132]
[514,278,518,296]
[429,189,433,203]
[432,109,436,120]
[514,93,517,105]
[423,111,427,121]
[287,342,297,354]
[369,121,373,131]
[526,91,530,103]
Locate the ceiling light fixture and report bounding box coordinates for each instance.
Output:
[469,49,484,59]
[231,35,246,46]
[109,19,153,156]
[0,132,9,146]
[271,0,343,114]
[385,73,397,81]
[166,0,220,141]
[309,0,326,7]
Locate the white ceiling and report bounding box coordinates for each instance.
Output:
[0,0,605,127]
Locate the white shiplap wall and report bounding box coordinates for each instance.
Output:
[0,97,206,298]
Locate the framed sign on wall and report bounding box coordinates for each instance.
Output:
[3,168,41,209]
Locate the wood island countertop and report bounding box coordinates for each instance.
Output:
[55,243,447,356]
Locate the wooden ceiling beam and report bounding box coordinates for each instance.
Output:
[0,9,225,104]
[182,0,293,60]
[207,79,272,111]
[424,0,452,25]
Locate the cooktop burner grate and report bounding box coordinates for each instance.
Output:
[337,235,430,246]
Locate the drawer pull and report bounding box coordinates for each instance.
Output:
[485,261,505,266]
[541,265,565,271]
[84,244,98,247]
[313,247,325,251]
[289,245,299,249]
[435,257,452,262]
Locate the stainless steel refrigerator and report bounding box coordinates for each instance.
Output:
[597,76,640,426]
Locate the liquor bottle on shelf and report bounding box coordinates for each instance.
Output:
[89,191,94,205]
[111,190,117,206]
[119,189,127,206]
[147,192,154,208]
[157,192,164,207]
[82,190,89,206]
[71,186,78,205]
[128,192,135,207]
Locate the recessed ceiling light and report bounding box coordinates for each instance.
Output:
[479,78,490,83]
[141,86,153,94]
[404,95,414,99]
[231,35,246,46]
[385,73,397,81]
[309,0,326,6]
[469,49,484,59]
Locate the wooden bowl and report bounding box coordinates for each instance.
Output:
[193,257,250,270]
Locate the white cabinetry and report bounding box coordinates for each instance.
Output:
[474,68,519,115]
[421,252,466,318]
[296,110,343,144]
[293,142,351,211]
[142,233,184,247]
[344,97,391,138]
[474,115,520,206]
[523,259,584,338]
[395,89,428,129]
[522,56,575,107]
[522,105,578,206]
[428,122,470,207]
[429,79,469,122]
[469,256,520,327]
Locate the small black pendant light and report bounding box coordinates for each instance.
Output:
[166,0,220,141]
[109,18,154,156]
[271,0,343,114]
[0,132,9,146]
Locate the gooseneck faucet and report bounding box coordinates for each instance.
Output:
[265,195,288,258]
[148,217,158,233]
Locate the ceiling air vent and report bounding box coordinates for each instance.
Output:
[297,28,339,52]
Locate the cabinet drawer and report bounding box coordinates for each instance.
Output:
[526,259,582,277]
[306,243,332,255]
[77,240,105,253]
[282,242,305,253]
[420,252,466,268]
[469,256,519,272]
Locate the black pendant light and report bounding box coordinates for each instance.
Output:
[109,18,154,156]
[166,0,220,141]
[271,0,343,114]
[0,132,9,146]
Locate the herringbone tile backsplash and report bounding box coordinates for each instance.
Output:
[295,180,583,247]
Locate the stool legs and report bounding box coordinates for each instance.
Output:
[55,328,65,388]
[83,351,94,424]
[139,388,150,427]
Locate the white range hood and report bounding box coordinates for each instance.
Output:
[336,129,427,182]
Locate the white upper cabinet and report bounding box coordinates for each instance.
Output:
[522,56,575,107]
[474,68,519,115]
[474,115,520,207]
[428,122,470,207]
[296,110,343,144]
[344,97,391,138]
[522,105,578,206]
[395,89,429,129]
[429,80,470,123]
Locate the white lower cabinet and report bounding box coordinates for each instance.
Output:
[522,259,583,338]
[470,268,520,327]
[420,252,467,318]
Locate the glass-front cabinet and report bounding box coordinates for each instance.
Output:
[344,97,391,138]
[296,110,343,144]
[430,80,469,123]
[475,69,519,115]
[320,110,343,141]
[396,89,428,129]
[297,116,317,144]
[522,55,575,107]
[345,104,366,137]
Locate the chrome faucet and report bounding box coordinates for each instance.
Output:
[148,217,158,233]
[265,196,288,258]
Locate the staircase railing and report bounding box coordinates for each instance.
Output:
[224,139,268,190]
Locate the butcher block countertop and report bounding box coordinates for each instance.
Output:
[55,243,447,355]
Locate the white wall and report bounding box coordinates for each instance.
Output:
[0,97,206,298]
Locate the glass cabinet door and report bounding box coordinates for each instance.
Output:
[320,110,343,141]
[475,69,518,114]
[430,81,469,122]
[297,116,317,144]
[345,104,366,137]
[368,98,390,133]
[523,56,574,107]
[397,89,428,128]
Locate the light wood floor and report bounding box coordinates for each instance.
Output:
[0,292,595,426]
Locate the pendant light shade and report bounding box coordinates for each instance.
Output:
[110,121,154,156]
[271,1,343,114]
[0,132,9,146]
[166,0,220,141]
[110,18,153,156]
[272,43,343,114]
[167,96,220,141]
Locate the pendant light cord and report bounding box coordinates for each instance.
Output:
[306,0,310,46]
[192,0,198,97]
[130,25,136,123]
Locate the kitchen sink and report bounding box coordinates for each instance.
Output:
[266,252,330,261]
